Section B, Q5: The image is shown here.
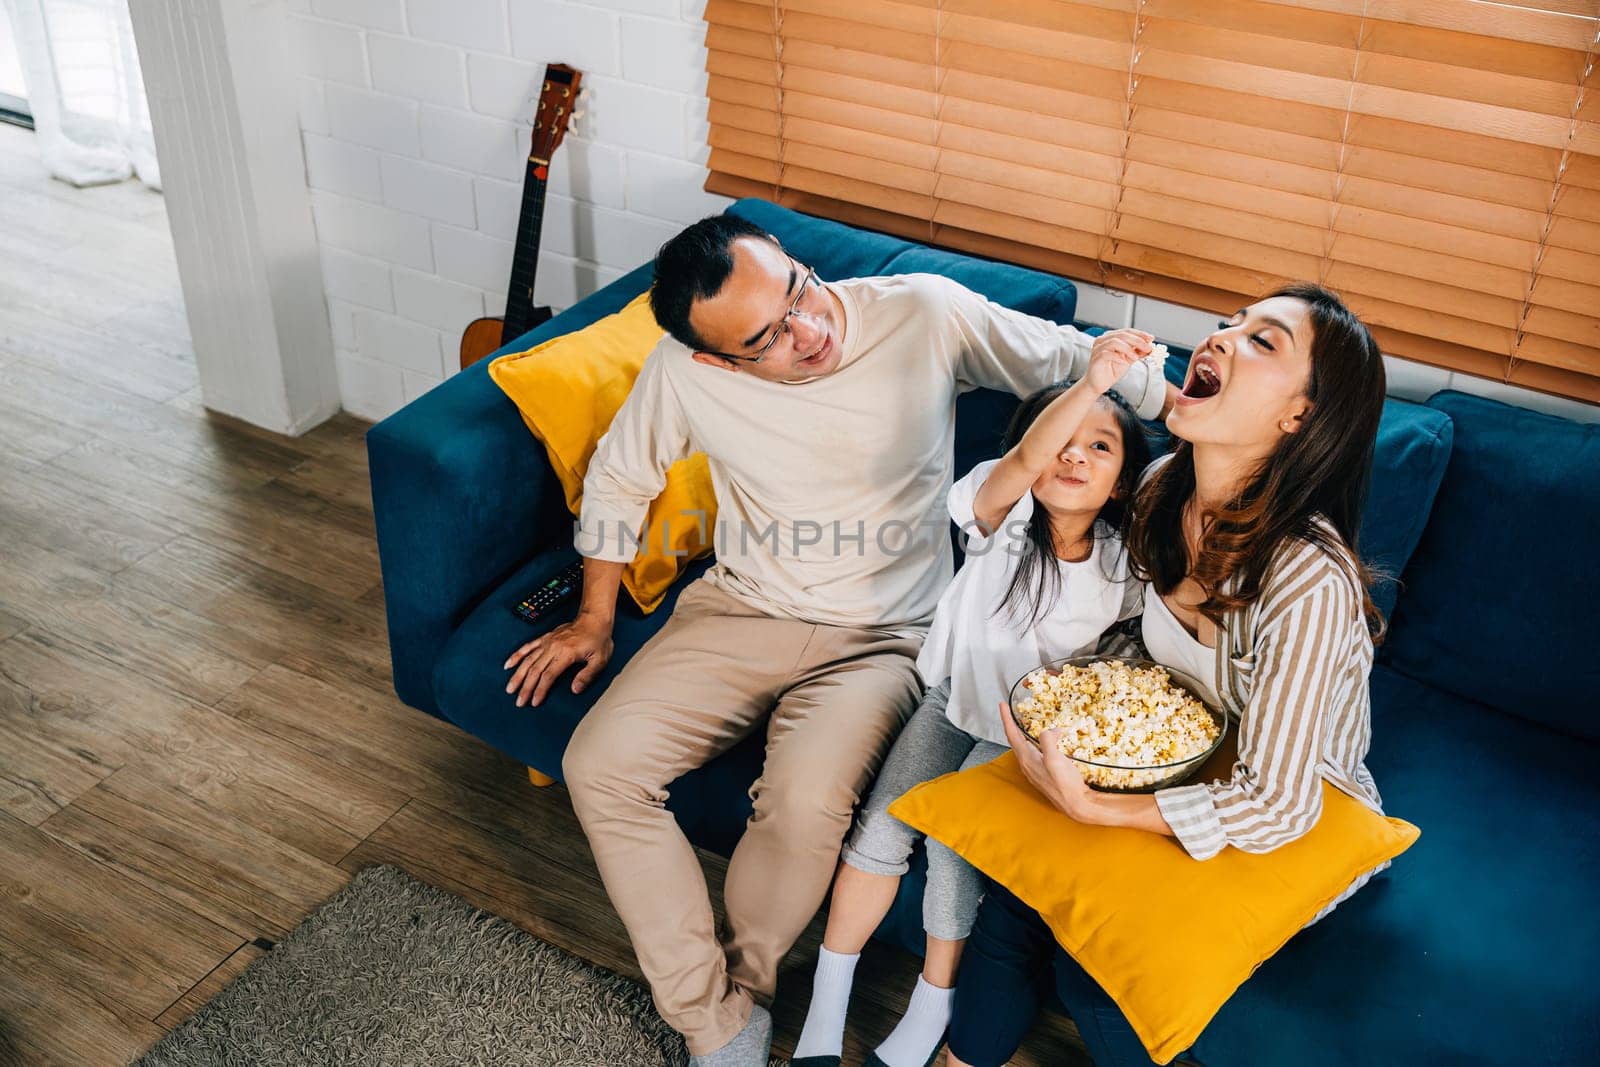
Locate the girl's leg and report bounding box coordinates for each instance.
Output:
[828,683,975,951]
[870,738,1015,1066]
[946,884,1055,1067]
[864,914,966,1067]
[921,929,965,987]
[794,684,974,1064]
[1050,947,1164,1067]
[915,837,981,991]
[919,739,1010,983]
[820,861,901,955]
[866,837,981,1067]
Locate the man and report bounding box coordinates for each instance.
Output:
[503,213,1173,1065]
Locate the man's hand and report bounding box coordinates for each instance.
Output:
[1000,700,1101,823]
[504,615,615,708]
[1085,328,1155,396]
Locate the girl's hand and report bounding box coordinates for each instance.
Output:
[1085,329,1155,396]
[1001,700,1102,823]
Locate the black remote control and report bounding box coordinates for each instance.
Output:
[512,559,585,626]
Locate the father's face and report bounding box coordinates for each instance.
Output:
[687,236,844,383]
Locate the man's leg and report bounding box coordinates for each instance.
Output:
[561,579,812,1055]
[719,627,923,1002]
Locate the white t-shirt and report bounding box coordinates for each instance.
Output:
[1141,581,1223,708]
[916,458,1144,744]
[576,273,1169,634]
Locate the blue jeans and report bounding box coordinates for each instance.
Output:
[948,883,1185,1067]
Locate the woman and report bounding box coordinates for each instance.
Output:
[945,282,1390,1067]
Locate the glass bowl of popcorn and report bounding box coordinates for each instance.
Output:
[1009,656,1227,794]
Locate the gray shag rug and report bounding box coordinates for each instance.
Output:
[137,864,783,1066]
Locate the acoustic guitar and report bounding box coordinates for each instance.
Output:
[459,63,583,370]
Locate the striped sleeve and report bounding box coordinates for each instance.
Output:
[1155,549,1359,860]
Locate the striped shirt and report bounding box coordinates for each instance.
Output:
[1148,512,1387,923]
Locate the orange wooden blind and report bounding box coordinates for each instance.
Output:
[702,0,1600,403]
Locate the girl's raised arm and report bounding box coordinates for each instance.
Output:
[969,332,1153,535]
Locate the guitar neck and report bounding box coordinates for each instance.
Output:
[502,162,549,342]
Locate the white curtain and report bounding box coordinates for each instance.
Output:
[2,0,157,188]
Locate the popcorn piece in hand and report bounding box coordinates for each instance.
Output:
[1143,342,1169,381]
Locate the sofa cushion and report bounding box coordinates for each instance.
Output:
[1357,398,1455,619]
[487,292,717,613]
[890,754,1419,1064]
[726,198,913,280]
[1383,390,1599,738]
[430,545,765,853]
[366,262,657,714]
[1190,665,1600,1066]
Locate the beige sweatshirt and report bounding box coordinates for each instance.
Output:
[575,273,1167,633]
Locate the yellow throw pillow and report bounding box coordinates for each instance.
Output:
[487,292,715,613]
[888,752,1419,1064]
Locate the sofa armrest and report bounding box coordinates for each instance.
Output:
[366,365,567,715]
[366,264,656,715]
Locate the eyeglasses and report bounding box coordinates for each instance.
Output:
[705,262,822,364]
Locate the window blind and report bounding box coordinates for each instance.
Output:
[702,0,1600,403]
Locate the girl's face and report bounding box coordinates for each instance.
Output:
[1031,399,1127,518]
[1166,296,1315,451]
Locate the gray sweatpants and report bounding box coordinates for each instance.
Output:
[840,681,1009,941]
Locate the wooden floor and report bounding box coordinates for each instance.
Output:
[0,123,1084,1066]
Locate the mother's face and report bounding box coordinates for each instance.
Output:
[1165,296,1315,451]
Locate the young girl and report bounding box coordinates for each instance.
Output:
[789,340,1158,1067]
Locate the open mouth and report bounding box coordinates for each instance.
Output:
[1182,357,1222,400]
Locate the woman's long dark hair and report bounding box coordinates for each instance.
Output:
[1124,282,1388,641]
[995,386,1152,630]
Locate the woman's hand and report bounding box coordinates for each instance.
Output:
[1001,701,1179,836]
[1000,700,1102,822]
[1085,329,1156,396]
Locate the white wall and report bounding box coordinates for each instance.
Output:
[291,0,727,418]
[286,0,1598,426]
[130,0,342,436]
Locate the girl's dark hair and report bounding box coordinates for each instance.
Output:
[996,385,1152,630]
[1124,281,1389,641]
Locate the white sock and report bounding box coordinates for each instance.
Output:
[792,947,860,1059]
[872,975,954,1067]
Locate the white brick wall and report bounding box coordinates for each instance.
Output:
[286,0,1596,425]
[290,0,728,419]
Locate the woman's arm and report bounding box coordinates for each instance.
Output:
[1000,701,1177,836]
[1153,556,1360,859]
[969,341,1148,535]
[1000,551,1361,849]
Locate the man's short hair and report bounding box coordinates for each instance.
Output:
[650,214,778,352]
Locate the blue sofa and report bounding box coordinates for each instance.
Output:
[368,199,1600,1065]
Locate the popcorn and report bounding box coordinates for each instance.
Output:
[1144,342,1169,379]
[1013,659,1220,791]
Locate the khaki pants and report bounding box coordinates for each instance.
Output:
[562,577,923,1055]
